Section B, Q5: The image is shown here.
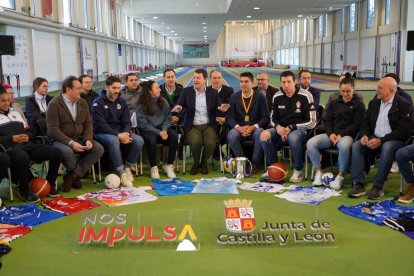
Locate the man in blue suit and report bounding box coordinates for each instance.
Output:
[172,68,227,174]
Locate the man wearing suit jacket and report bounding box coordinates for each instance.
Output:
[172,68,227,175]
[47,76,104,192]
[299,70,321,115]
[208,69,234,160]
[253,72,279,112]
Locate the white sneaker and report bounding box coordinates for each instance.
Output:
[312,172,323,186]
[390,161,399,173]
[120,172,133,187]
[330,175,344,191]
[261,171,268,178]
[125,167,134,182]
[163,164,176,179]
[289,170,303,183]
[150,166,160,179]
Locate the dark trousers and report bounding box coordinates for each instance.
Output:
[141,128,178,167]
[7,143,61,194]
[0,152,11,178]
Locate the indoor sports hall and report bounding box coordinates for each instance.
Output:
[0,1,414,275]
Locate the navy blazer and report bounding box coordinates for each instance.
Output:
[176,86,223,134]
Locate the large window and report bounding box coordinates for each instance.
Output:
[63,0,72,25]
[318,15,326,38]
[349,3,357,32]
[366,0,375,29]
[296,20,300,42]
[303,19,307,41]
[0,0,15,9]
[385,0,391,25]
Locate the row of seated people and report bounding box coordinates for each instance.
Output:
[2,68,414,205]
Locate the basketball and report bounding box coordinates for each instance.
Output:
[105,174,121,189]
[29,178,51,198]
[321,172,335,186]
[267,163,288,181]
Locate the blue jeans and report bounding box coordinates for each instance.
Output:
[351,139,405,188]
[227,128,263,163]
[307,134,353,173]
[96,133,144,172]
[260,128,307,170]
[396,144,414,183]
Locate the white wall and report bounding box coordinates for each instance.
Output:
[360,36,376,71]
[60,35,79,78]
[96,40,108,77]
[32,30,58,85]
[82,38,96,75]
[332,41,343,70]
[345,39,358,66]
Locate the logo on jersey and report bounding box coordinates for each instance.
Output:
[224,199,255,233]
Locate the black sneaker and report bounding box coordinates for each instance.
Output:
[348,182,366,198]
[18,192,40,203]
[367,186,384,200]
[48,188,60,198]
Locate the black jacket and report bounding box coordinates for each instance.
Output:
[324,94,365,138]
[208,85,234,104]
[361,95,413,143]
[25,94,53,136]
[160,82,184,121]
[254,85,279,112]
[271,86,317,131]
[81,90,100,110]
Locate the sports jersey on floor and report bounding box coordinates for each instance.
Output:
[275,185,341,205]
[42,197,101,215]
[238,182,288,193]
[192,177,239,194]
[0,204,64,227]
[152,178,194,196]
[0,223,32,243]
[77,187,157,206]
[338,200,414,225]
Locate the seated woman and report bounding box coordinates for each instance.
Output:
[306,77,365,190]
[136,80,178,179]
[3,84,27,123]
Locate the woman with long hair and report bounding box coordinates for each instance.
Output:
[136,80,178,179]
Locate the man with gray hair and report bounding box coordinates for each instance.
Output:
[348,77,413,200]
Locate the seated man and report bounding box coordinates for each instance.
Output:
[348,77,413,200]
[47,76,104,192]
[298,70,321,115]
[171,68,227,174]
[396,144,414,203]
[79,74,100,110]
[0,85,61,202]
[260,70,317,182]
[227,72,269,171]
[92,76,144,186]
[253,72,278,112]
[121,72,141,116]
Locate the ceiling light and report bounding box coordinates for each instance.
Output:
[171,30,175,33]
[174,34,178,36]
[246,15,252,18]
[202,22,206,25]
[195,3,199,5]
[241,23,244,26]
[202,26,207,29]
[153,16,158,19]
[203,30,207,32]
[167,27,170,29]
[254,7,260,10]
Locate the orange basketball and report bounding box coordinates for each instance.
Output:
[29,178,51,198]
[267,162,288,181]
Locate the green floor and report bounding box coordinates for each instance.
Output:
[1,160,412,276]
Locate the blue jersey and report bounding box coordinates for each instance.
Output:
[152,178,194,196]
[0,204,64,227]
[338,200,414,225]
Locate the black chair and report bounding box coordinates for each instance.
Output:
[0,144,13,202]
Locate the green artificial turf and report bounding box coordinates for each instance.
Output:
[0,159,412,275]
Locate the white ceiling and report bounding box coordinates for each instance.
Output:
[122,0,359,43]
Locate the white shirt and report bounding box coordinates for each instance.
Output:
[34,91,47,112]
[193,87,209,125]
[374,96,394,138]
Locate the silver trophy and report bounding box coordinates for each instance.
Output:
[232,157,251,180]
